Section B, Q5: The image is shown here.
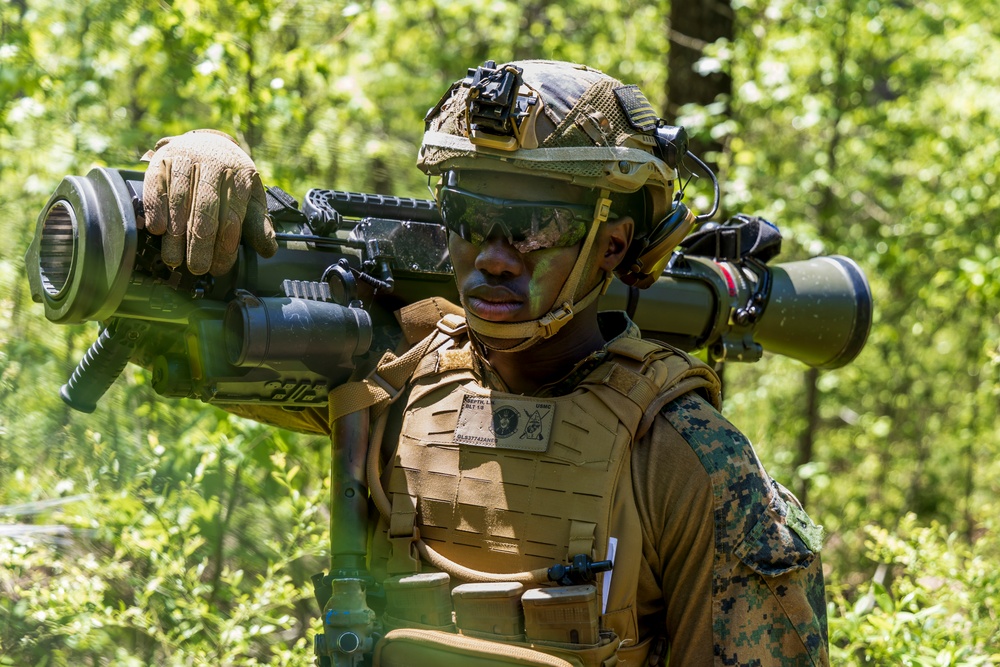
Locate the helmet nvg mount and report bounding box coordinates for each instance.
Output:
[418,59,700,349]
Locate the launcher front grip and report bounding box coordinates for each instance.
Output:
[59,319,149,413]
[26,167,873,412]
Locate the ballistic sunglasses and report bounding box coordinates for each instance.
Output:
[437,185,601,253]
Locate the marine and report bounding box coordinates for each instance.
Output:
[140,59,830,665]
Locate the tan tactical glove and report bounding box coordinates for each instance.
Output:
[142,129,278,275]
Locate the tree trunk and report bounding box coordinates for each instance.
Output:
[512,1,549,61]
[962,317,983,542]
[665,0,734,180]
[796,367,820,506]
[245,39,258,155]
[370,155,393,195]
[667,0,734,391]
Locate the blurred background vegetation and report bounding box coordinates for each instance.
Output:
[1,0,998,664]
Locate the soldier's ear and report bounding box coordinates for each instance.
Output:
[599,216,634,272]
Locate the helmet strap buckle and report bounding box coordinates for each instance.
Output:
[538,303,575,338]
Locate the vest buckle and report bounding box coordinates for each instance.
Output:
[368,367,403,404]
[387,528,422,575]
[436,314,468,336]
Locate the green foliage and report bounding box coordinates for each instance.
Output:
[0,405,328,664]
[829,513,1000,665]
[1,0,998,663]
[715,0,1000,579]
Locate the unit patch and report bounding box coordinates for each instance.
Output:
[455,395,555,452]
[614,84,658,132]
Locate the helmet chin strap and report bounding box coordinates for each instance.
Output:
[464,190,614,353]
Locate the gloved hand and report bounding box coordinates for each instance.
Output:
[141,129,278,275]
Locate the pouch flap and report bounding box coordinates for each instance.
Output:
[733,482,821,577]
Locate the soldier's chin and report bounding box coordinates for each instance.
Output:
[469,329,531,353]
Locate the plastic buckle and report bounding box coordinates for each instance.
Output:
[539,304,574,338]
[594,197,612,224]
[368,367,403,404]
[436,314,468,336]
[387,528,422,575]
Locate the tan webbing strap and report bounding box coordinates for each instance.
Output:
[387,493,422,575]
[636,371,722,440]
[578,362,659,439]
[567,520,598,561]
[412,353,441,382]
[327,323,460,423]
[327,350,417,424]
[395,297,465,346]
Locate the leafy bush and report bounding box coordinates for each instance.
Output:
[0,411,328,666]
[829,513,1000,666]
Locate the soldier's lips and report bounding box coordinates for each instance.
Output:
[465,287,525,321]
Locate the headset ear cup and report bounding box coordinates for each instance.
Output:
[646,201,690,247]
[615,202,695,288]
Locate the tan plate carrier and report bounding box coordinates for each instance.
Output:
[327,300,720,667]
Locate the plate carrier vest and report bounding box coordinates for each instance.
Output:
[327,300,721,666]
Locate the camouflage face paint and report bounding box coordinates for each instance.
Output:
[448,231,582,325]
[523,245,581,317]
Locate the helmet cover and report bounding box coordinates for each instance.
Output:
[419,59,694,288]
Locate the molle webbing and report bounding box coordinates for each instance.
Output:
[376,321,721,579]
[369,313,722,660]
[597,336,723,435]
[387,380,629,573]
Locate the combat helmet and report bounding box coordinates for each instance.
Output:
[419,59,697,349]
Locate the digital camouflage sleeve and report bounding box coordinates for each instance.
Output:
[631,393,829,666]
